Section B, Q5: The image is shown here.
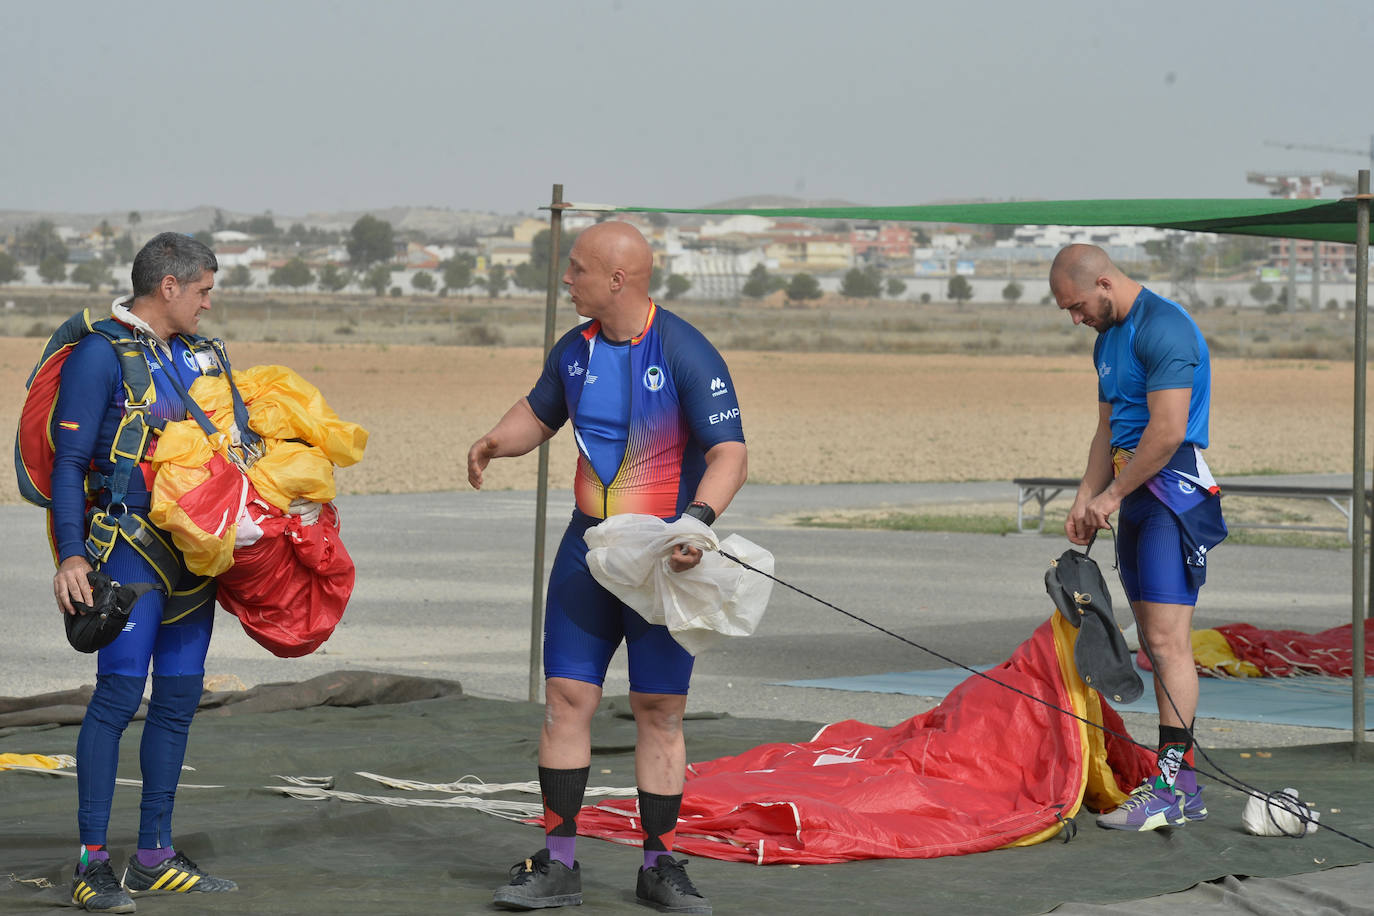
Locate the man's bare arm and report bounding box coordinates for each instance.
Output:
[467,398,557,489]
[1082,387,1190,530]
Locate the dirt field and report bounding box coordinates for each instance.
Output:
[2,334,1367,507]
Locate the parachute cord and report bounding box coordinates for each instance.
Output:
[715,546,1373,851]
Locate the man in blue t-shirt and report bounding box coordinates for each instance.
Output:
[468,221,746,913]
[1051,243,1225,834]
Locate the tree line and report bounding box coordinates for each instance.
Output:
[740,262,1023,305]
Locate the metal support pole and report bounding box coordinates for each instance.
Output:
[1311,242,1321,311]
[1352,170,1369,756]
[529,183,565,702]
[1287,240,1298,310]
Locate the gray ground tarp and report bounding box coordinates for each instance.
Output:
[3,671,1372,915]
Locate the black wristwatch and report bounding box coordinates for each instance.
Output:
[682,500,716,526]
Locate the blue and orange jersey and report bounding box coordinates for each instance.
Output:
[50,325,213,561]
[527,302,745,520]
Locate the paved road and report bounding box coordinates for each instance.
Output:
[1,478,1364,748]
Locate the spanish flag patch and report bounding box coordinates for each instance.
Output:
[58,420,80,431]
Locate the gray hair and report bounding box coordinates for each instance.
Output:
[131,232,218,297]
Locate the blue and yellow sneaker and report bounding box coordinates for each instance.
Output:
[122,851,237,895]
[1096,782,1186,831]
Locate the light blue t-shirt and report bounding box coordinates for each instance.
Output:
[1093,288,1211,450]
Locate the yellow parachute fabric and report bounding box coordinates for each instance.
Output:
[191,366,368,472]
[999,612,1134,848]
[148,365,368,576]
[147,420,242,576]
[0,752,76,771]
[1192,627,1263,678]
[181,365,367,510]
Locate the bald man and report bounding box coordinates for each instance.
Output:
[470,221,745,912]
[1050,243,1226,833]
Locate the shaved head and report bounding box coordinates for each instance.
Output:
[1048,243,1142,333]
[562,220,659,338]
[575,221,653,295]
[1050,243,1117,294]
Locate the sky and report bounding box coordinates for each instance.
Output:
[4,0,1372,219]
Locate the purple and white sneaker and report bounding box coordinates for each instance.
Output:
[1096,783,1185,831]
[1180,786,1208,821]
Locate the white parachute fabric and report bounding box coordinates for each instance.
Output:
[583,514,774,655]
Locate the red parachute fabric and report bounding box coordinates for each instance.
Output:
[16,344,65,507]
[574,616,1154,864]
[215,492,355,658]
[1212,619,1374,677]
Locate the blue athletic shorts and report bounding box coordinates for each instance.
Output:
[1116,490,1201,606]
[543,511,695,695]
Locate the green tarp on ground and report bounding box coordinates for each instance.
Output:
[3,671,1371,915]
[611,198,1374,243]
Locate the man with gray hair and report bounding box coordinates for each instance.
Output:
[50,232,239,911]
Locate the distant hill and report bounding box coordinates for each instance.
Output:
[0,205,529,238]
[0,206,226,236]
[697,194,867,210]
[695,194,1050,211]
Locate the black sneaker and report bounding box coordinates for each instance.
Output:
[493,848,583,910]
[122,851,238,894]
[71,859,135,914]
[636,854,711,914]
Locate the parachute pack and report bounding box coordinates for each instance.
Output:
[15,308,156,511]
[13,308,252,621]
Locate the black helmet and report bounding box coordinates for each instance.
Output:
[64,572,156,654]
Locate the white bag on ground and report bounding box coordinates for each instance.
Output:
[584,514,774,655]
[1242,788,1319,837]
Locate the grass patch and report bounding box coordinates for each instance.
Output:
[1225,529,1348,550]
[795,512,1022,535]
[795,509,1351,549]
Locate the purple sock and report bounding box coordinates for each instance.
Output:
[79,846,109,872]
[136,847,175,868]
[643,848,670,871]
[545,835,576,869]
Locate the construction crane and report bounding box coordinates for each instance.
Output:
[1246,171,1329,198]
[1264,134,1373,186]
[1254,135,1371,310]
[1245,170,1328,309]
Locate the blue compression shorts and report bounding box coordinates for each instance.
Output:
[543,510,695,695]
[1116,490,1201,606]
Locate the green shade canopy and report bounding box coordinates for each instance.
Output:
[609,198,1372,244]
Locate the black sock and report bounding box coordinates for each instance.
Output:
[638,789,682,865]
[538,766,589,838]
